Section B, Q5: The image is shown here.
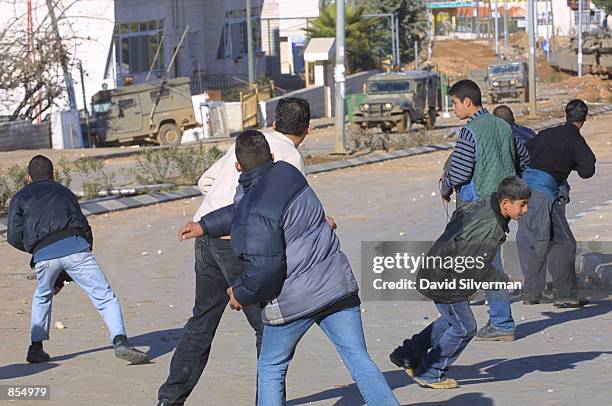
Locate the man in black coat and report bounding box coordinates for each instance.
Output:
[8,155,149,364]
[517,99,596,307]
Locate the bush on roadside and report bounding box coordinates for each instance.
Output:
[0,165,28,216]
[173,145,223,186]
[73,158,115,199]
[133,145,224,186]
[133,147,178,185]
[55,156,73,189]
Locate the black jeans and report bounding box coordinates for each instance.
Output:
[517,196,577,300]
[158,236,264,404]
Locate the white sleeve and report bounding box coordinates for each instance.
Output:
[278,147,306,175]
[197,146,233,195]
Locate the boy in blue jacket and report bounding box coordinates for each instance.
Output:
[177,130,399,406]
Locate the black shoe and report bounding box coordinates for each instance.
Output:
[553,298,589,308]
[389,348,419,377]
[523,296,553,305]
[26,345,51,363]
[113,335,149,365]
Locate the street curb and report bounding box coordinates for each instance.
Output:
[1,105,611,235]
[0,142,455,235]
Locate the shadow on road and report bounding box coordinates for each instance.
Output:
[452,350,612,385]
[0,328,183,380]
[287,369,412,406]
[287,348,611,405]
[516,300,612,339]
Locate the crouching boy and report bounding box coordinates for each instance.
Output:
[390,176,530,388]
[177,130,399,405]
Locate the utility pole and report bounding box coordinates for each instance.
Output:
[527,0,537,115]
[391,14,397,67]
[334,0,346,154]
[578,0,583,77]
[545,0,550,61]
[503,0,509,54]
[395,13,400,66]
[46,0,77,111]
[550,0,556,52]
[246,0,254,84]
[414,41,418,69]
[494,0,500,57]
[77,60,91,146]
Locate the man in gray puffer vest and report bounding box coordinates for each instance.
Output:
[177,131,399,405]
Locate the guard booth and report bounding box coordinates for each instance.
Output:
[304,38,335,118]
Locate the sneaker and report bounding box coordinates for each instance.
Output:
[26,345,51,363]
[523,295,553,305]
[113,336,149,365]
[389,351,418,377]
[413,377,459,389]
[553,298,589,308]
[475,324,515,341]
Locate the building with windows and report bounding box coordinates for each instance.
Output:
[109,0,267,92]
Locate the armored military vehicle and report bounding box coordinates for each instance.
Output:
[351,70,442,133]
[89,77,198,146]
[486,61,529,104]
[550,31,612,77]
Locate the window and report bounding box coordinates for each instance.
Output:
[118,98,135,110]
[217,8,261,59]
[149,88,170,100]
[368,81,411,94]
[573,10,591,26]
[114,20,165,77]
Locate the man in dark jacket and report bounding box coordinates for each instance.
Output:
[7,155,148,365]
[390,177,530,389]
[177,131,399,405]
[517,99,596,307]
[492,104,536,144]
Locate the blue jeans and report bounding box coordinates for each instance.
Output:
[257,306,399,406]
[397,302,477,382]
[32,251,126,343]
[484,248,515,332]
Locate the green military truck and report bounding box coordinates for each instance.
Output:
[351,70,442,133]
[88,77,198,146]
[486,61,528,104]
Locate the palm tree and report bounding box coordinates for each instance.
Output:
[305,4,387,73]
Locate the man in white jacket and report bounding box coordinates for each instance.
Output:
[157,97,310,406]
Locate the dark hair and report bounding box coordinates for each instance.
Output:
[565,99,588,123]
[235,130,273,171]
[275,97,310,136]
[448,79,482,107]
[492,105,515,125]
[28,155,54,181]
[497,176,530,201]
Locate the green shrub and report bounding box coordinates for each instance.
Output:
[173,145,224,185]
[73,157,114,199]
[0,165,28,216]
[55,156,73,189]
[134,147,178,185]
[133,145,224,186]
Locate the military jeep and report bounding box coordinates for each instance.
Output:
[352,71,441,133]
[486,61,528,104]
[88,77,198,147]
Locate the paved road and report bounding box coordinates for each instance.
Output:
[0,114,611,405]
